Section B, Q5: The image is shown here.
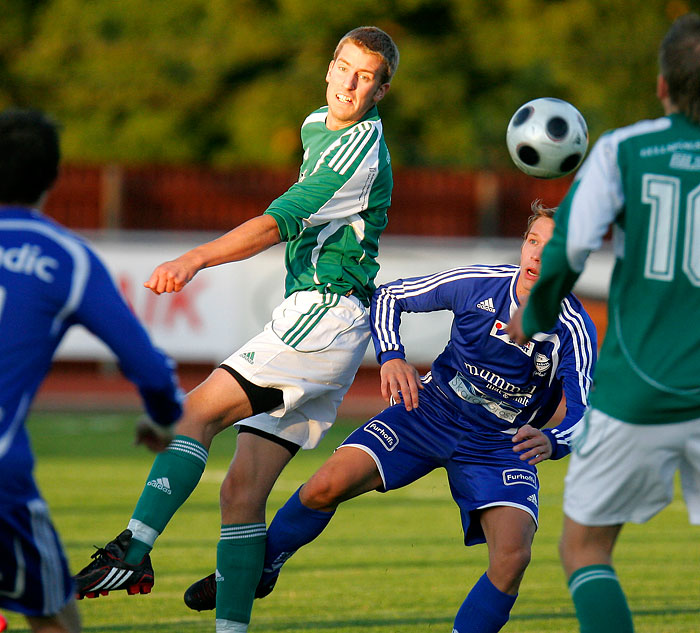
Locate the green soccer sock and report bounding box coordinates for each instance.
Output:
[568,564,634,633]
[123,435,208,565]
[215,523,267,627]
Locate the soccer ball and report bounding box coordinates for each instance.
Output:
[506,98,588,179]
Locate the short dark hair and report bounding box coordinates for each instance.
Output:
[334,26,399,85]
[522,199,556,239]
[0,109,60,205]
[659,12,700,124]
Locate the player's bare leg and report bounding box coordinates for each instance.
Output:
[451,506,534,632]
[300,446,384,511]
[559,515,621,575]
[176,368,255,449]
[219,432,296,525]
[481,506,536,594]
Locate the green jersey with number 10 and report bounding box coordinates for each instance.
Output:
[265,105,392,307]
[523,113,700,424]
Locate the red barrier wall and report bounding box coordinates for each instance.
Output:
[44,164,574,237]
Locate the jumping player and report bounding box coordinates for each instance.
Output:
[185,202,597,633]
[74,26,400,633]
[508,12,700,633]
[0,109,183,633]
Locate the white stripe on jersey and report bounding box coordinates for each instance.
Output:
[335,125,375,175]
[559,296,595,403]
[0,393,30,460]
[304,122,383,228]
[373,266,518,354]
[566,117,672,272]
[0,218,90,336]
[301,109,328,127]
[328,122,372,173]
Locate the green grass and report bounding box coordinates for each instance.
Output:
[4,411,699,632]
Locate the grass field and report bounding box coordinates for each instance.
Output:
[4,411,699,632]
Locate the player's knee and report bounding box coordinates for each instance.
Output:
[219,474,264,516]
[300,473,347,511]
[492,543,532,580]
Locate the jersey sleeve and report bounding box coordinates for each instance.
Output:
[370,269,465,364]
[71,248,184,427]
[541,296,597,459]
[265,124,381,241]
[523,132,624,336]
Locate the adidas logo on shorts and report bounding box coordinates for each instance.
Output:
[476,297,496,312]
[240,351,255,364]
[147,477,172,495]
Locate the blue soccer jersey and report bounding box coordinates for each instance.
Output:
[0,206,183,505]
[371,264,597,458]
[1,206,183,617]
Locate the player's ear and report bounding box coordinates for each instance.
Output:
[656,74,669,101]
[326,60,335,82]
[373,82,390,103]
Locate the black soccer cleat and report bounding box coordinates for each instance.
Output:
[183,570,278,611]
[183,572,216,611]
[74,529,154,599]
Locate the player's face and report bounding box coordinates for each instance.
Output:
[325,42,390,131]
[517,216,555,297]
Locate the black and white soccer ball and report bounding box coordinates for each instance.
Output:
[506,98,588,179]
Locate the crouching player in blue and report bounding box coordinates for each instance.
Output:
[184,202,597,632]
[0,109,183,633]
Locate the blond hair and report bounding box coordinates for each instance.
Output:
[522,199,556,239]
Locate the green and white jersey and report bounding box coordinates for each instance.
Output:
[265,105,392,306]
[523,113,700,424]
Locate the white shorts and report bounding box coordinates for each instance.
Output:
[564,408,700,526]
[221,290,370,450]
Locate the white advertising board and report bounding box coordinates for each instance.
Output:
[55,233,613,365]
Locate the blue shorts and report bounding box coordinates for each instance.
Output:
[0,497,73,617]
[340,387,540,545]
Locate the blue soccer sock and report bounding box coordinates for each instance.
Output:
[259,486,335,588]
[453,572,517,633]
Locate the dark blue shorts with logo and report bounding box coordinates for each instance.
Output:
[340,386,539,546]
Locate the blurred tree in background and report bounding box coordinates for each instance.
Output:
[0,0,694,168]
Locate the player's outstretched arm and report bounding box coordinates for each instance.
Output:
[144,214,281,294]
[380,358,423,411]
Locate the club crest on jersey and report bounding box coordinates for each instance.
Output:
[502,469,537,489]
[533,353,551,376]
[490,320,534,356]
[364,419,399,451]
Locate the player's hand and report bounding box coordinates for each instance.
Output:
[506,302,529,346]
[380,358,424,411]
[512,424,552,465]
[144,256,199,295]
[135,417,174,453]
